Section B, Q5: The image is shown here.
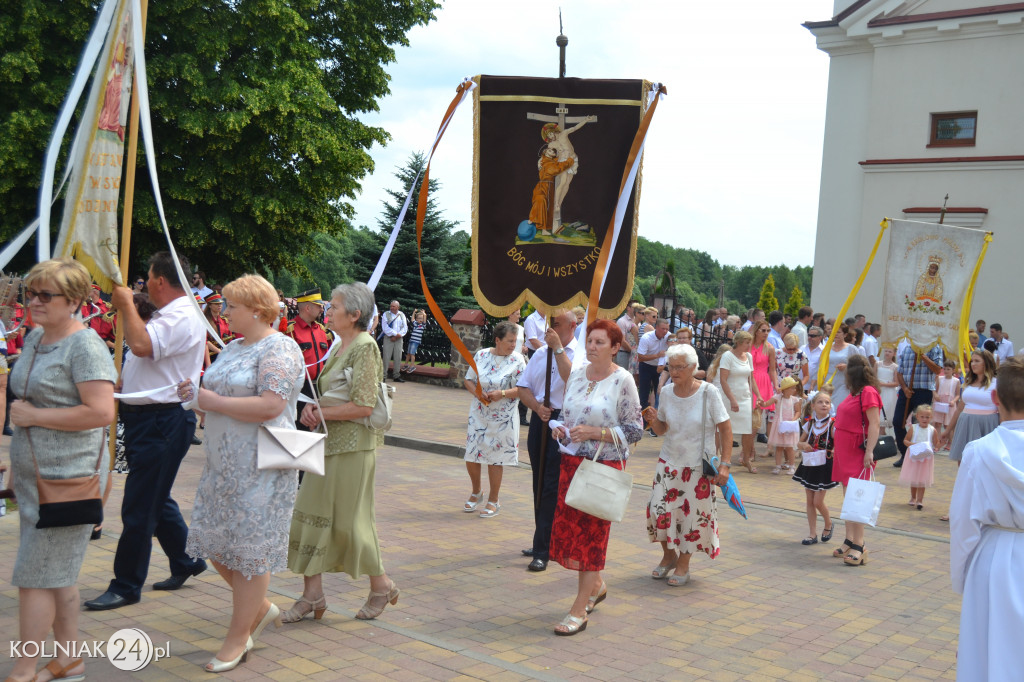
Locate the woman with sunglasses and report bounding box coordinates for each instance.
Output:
[6,259,116,682]
[132,276,146,294]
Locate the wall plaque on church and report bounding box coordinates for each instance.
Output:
[471,75,648,316]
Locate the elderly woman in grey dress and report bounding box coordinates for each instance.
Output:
[182,274,304,673]
[7,259,116,682]
[462,320,527,517]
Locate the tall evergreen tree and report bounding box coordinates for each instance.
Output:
[784,284,804,318]
[351,153,470,317]
[757,274,780,314]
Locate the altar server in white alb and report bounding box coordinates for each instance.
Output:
[949,356,1024,682]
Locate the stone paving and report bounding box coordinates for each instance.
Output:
[0,380,962,680]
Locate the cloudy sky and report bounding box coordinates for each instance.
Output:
[349,0,831,268]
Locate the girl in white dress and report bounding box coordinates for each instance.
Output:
[761,376,803,474]
[875,347,899,431]
[899,404,938,509]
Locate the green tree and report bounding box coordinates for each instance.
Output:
[784,284,804,317]
[350,153,471,317]
[757,274,780,314]
[0,0,438,276]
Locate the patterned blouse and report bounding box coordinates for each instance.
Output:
[558,365,643,462]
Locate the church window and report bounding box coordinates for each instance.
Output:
[929,112,977,147]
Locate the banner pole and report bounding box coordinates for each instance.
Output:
[108,0,149,478]
[535,313,554,512]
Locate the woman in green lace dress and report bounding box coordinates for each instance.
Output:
[283,282,399,623]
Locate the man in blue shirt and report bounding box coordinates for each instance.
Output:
[893,343,944,467]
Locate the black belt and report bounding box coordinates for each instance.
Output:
[119,402,182,414]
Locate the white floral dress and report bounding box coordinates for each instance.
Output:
[186,333,304,577]
[464,348,527,465]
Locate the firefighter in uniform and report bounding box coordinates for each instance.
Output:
[287,288,334,432]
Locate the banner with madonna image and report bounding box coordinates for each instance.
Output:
[470,76,649,316]
[879,219,991,358]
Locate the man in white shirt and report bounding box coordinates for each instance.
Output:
[517,310,577,571]
[989,323,1014,362]
[791,306,812,348]
[615,307,637,369]
[862,323,880,368]
[190,270,213,302]
[801,326,825,390]
[741,308,764,332]
[381,300,408,382]
[86,252,207,610]
[767,311,786,350]
[523,309,547,357]
[637,319,671,412]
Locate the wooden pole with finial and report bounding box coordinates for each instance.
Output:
[938,193,949,224]
[534,15,568,515]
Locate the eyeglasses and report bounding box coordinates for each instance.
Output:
[135,280,145,285]
[25,289,67,303]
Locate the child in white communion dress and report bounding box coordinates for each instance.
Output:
[949,357,1024,682]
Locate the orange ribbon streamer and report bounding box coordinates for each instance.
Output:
[415,81,488,403]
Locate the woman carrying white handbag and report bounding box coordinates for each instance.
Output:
[549,319,643,636]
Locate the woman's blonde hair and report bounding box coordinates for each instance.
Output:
[24,258,91,307]
[707,343,732,381]
[222,274,279,324]
[732,330,753,346]
[783,333,798,349]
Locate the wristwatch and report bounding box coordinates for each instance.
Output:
[553,347,564,355]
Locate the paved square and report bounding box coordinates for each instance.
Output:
[1,381,960,680]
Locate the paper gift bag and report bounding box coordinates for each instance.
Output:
[840,469,885,527]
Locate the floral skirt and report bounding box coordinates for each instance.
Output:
[550,455,624,572]
[646,459,720,559]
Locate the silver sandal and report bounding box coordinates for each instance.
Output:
[463,492,483,512]
[667,571,690,587]
[479,501,501,518]
[651,564,672,580]
[554,613,588,636]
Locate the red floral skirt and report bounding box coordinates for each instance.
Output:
[550,455,625,572]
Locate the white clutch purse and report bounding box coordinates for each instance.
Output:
[257,426,325,476]
[801,449,828,467]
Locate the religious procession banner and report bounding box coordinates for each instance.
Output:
[471,76,649,316]
[879,219,990,356]
[52,0,134,291]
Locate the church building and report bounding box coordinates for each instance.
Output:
[805,1,1024,330]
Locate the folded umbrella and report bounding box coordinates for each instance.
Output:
[719,474,747,519]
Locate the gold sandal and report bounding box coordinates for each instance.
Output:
[280,596,327,623]
[355,581,400,620]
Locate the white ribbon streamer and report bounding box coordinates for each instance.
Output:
[114,382,178,400]
[365,78,476,291]
[573,84,665,371]
[37,0,120,262]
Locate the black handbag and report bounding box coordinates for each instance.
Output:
[859,394,899,460]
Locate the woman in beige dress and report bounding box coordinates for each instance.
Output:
[284,282,399,622]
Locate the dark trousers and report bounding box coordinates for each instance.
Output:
[108,406,201,600]
[894,388,932,457]
[526,409,561,560]
[638,363,659,411]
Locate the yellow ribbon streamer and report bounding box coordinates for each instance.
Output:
[957,232,993,374]
[817,219,889,387]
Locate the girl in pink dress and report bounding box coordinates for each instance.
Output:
[761,376,803,474]
[899,404,938,509]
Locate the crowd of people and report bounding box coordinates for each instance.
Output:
[0,262,1020,676]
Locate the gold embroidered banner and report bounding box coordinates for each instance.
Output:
[53,0,134,291]
[471,76,648,316]
[880,219,989,356]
